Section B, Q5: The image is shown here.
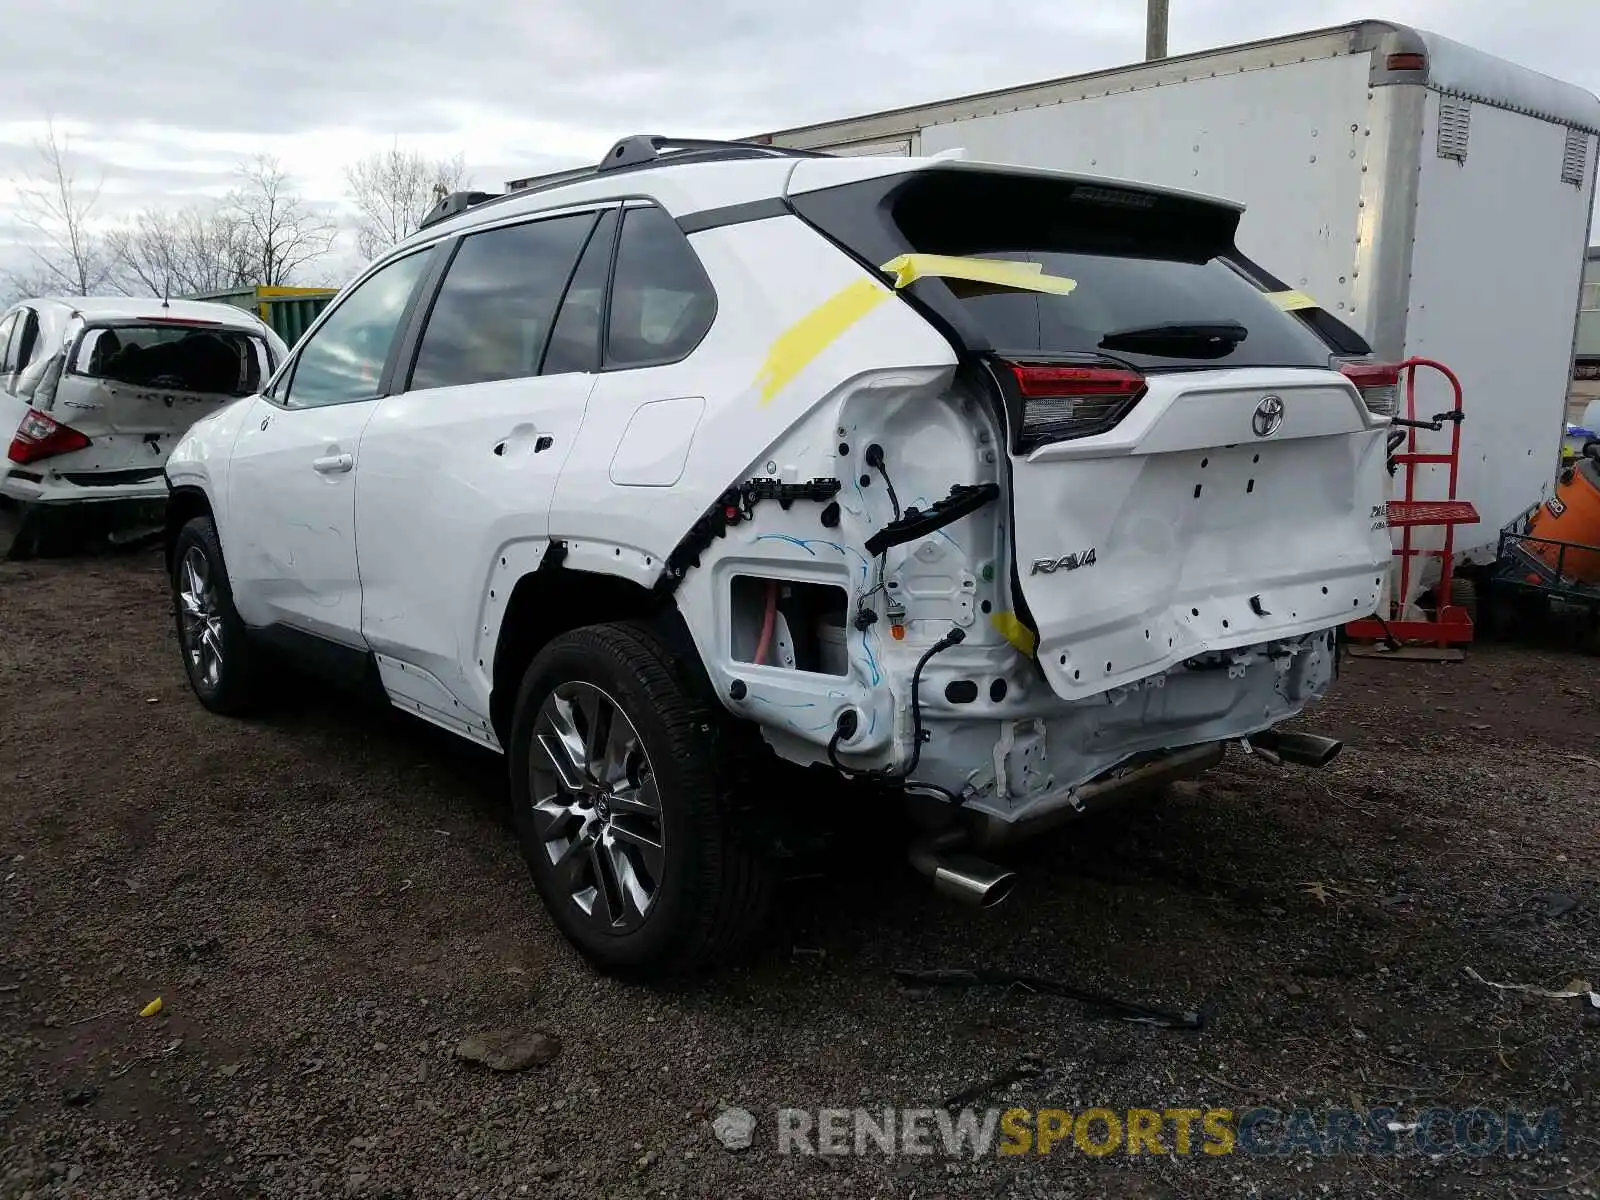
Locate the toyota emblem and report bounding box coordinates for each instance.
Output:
[1252,394,1285,438]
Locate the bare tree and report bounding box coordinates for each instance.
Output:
[226,155,337,286]
[6,120,119,297]
[345,144,469,260]
[108,205,253,299]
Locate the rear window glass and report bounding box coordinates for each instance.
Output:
[950,252,1329,369]
[796,169,1334,372]
[74,324,269,398]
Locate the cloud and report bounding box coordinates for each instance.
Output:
[0,0,1594,289]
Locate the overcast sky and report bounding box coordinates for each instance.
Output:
[1,0,1596,284]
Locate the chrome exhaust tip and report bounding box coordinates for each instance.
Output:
[909,830,1017,909]
[1247,730,1343,769]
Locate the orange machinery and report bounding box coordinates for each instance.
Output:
[1517,443,1600,585]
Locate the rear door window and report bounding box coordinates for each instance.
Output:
[72,324,272,397]
[0,313,18,383]
[542,210,618,376]
[408,212,595,391]
[0,312,22,374]
[605,206,716,368]
[11,309,39,373]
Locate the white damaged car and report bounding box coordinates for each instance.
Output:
[1,297,286,556]
[163,137,1392,975]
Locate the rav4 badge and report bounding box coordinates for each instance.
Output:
[1030,549,1098,575]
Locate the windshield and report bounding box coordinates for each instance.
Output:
[73,323,269,397]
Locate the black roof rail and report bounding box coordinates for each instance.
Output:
[596,135,830,172]
[418,189,498,231]
[415,139,833,237]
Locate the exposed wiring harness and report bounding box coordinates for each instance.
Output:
[827,626,966,805]
[864,443,901,521]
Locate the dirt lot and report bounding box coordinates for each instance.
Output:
[2,545,1598,1199]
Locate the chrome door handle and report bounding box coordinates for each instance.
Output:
[312,453,354,474]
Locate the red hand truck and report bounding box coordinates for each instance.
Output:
[1346,356,1479,647]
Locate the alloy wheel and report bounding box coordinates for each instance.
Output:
[177,546,225,691]
[528,681,665,934]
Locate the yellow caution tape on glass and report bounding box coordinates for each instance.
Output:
[754,277,891,404]
[1266,289,1319,312]
[989,611,1038,658]
[881,254,1078,295]
[753,255,1084,404]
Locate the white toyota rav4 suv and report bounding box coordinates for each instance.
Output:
[165,136,1392,976]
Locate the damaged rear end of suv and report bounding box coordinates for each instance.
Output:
[662,155,1392,908]
[162,140,1391,976]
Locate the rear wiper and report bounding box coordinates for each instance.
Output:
[1098,321,1248,358]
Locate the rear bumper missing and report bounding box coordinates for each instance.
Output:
[909,628,1340,828]
[967,741,1226,849]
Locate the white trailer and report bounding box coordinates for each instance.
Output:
[753,21,1600,571]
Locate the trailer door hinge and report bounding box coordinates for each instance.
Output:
[1561,127,1590,187]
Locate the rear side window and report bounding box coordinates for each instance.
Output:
[793,169,1333,373]
[409,212,595,392]
[606,206,715,368]
[72,325,272,398]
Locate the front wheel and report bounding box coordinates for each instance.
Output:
[170,515,264,715]
[508,622,772,976]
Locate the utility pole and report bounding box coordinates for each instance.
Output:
[1146,0,1169,60]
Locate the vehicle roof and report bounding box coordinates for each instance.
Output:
[751,20,1600,147]
[400,151,1241,251]
[19,295,270,330]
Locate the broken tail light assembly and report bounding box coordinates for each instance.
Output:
[7,409,91,465]
[1001,362,1147,453]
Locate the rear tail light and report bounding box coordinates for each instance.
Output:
[7,409,92,465]
[1340,361,1401,417]
[1006,362,1146,451]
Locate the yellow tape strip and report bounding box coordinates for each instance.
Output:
[1267,289,1319,312]
[753,277,890,404]
[989,611,1038,658]
[881,253,1077,296]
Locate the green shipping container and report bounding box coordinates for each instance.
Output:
[183,285,337,348]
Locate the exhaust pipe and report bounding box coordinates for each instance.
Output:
[908,829,1017,909]
[1246,729,1343,768]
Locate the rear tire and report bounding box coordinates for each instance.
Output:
[170,515,264,716]
[508,621,773,977]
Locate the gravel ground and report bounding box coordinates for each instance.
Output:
[2,543,1598,1199]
